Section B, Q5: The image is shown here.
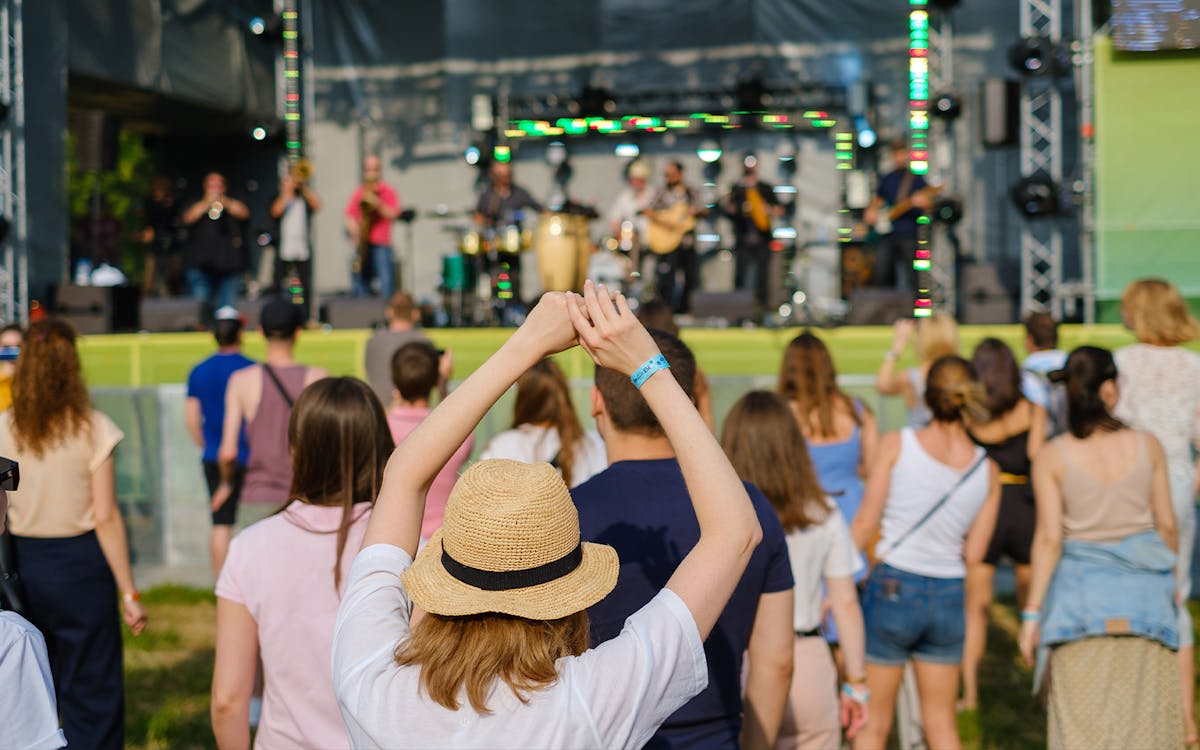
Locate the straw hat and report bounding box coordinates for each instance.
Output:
[402,459,618,620]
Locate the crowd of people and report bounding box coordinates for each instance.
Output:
[0,275,1197,750]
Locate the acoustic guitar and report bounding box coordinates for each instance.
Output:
[643,202,698,255]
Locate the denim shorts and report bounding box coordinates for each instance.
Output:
[862,563,965,665]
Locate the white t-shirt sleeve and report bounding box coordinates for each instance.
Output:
[331,544,414,723]
[480,429,531,463]
[572,588,708,749]
[0,613,67,750]
[823,511,865,580]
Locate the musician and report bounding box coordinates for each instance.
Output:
[182,172,250,324]
[343,155,401,300]
[473,161,542,303]
[721,154,782,311]
[270,160,321,320]
[140,176,182,298]
[649,160,703,313]
[862,137,933,290]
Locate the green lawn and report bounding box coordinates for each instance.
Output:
[123,587,1200,750]
[82,324,1151,387]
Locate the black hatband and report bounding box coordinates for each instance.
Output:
[441,541,584,591]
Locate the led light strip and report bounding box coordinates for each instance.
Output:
[909,0,932,317]
[282,2,301,161]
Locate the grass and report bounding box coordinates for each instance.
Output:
[79,324,1163,387]
[122,587,1200,749]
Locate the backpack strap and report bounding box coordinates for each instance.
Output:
[262,364,296,409]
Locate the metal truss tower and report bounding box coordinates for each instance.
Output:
[925,5,956,317]
[0,0,24,324]
[1018,0,1064,317]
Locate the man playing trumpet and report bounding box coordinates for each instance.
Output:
[343,154,401,300]
[270,159,322,321]
[182,171,251,325]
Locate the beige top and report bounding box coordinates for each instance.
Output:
[1059,432,1155,542]
[0,409,124,537]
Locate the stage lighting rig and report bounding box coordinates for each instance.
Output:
[1008,36,1070,77]
[930,92,962,120]
[1010,175,1062,218]
[247,14,284,41]
[697,140,722,164]
[932,196,963,224]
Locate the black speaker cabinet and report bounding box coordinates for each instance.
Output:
[688,290,758,323]
[139,298,202,332]
[980,79,1020,148]
[52,284,140,334]
[846,288,913,326]
[323,296,385,330]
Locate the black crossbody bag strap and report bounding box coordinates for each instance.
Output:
[876,452,988,562]
[262,364,296,409]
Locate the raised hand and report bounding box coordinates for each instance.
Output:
[567,280,659,377]
[513,292,578,358]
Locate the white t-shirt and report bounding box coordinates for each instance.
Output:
[0,612,67,750]
[875,428,991,579]
[279,197,310,261]
[480,424,608,488]
[332,545,707,750]
[785,500,865,632]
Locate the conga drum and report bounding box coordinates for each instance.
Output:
[534,213,590,292]
[441,254,476,293]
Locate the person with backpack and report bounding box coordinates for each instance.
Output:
[1020,313,1068,437]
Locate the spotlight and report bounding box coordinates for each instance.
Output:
[932,196,964,224]
[697,140,722,164]
[464,145,481,166]
[855,115,877,149]
[775,139,797,162]
[545,141,567,167]
[1008,36,1069,77]
[249,16,266,35]
[614,143,640,159]
[251,125,268,141]
[931,92,962,120]
[1010,175,1062,218]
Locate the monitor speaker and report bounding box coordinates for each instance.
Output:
[846,288,913,325]
[688,290,757,323]
[323,296,385,330]
[51,284,140,334]
[139,298,202,332]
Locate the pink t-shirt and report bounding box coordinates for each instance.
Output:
[216,501,371,750]
[387,406,474,538]
[344,183,400,246]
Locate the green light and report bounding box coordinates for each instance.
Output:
[913,308,932,318]
[913,259,932,271]
[917,216,931,225]
[493,146,511,163]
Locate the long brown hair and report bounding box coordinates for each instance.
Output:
[971,338,1023,419]
[395,610,589,712]
[721,390,828,532]
[286,377,394,589]
[513,359,584,486]
[778,331,860,439]
[1054,346,1126,439]
[11,318,92,457]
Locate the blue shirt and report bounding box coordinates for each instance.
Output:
[187,351,254,464]
[875,169,929,237]
[573,458,794,749]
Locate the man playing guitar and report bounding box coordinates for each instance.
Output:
[863,137,935,291]
[722,154,782,312]
[343,155,401,299]
[646,161,704,313]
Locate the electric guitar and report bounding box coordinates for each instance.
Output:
[643,202,698,255]
[872,184,944,236]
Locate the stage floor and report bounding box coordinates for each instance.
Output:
[78,323,1147,387]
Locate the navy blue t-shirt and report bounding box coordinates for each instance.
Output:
[186,351,254,464]
[573,458,794,749]
[875,169,929,237]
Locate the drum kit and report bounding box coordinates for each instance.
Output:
[438,203,637,326]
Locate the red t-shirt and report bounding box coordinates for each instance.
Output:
[344,183,400,246]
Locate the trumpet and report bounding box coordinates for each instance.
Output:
[292,158,314,185]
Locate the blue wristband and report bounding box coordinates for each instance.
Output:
[630,354,670,389]
[1020,610,1040,622]
[842,682,870,703]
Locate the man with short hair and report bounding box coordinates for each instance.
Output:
[650,161,703,313]
[385,341,471,538]
[722,155,783,312]
[572,328,795,749]
[185,307,255,575]
[211,298,327,524]
[182,172,251,324]
[1021,312,1068,435]
[863,139,935,292]
[364,291,444,407]
[344,155,401,300]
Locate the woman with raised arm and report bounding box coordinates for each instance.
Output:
[1018,346,1182,750]
[211,377,394,749]
[723,390,869,749]
[480,358,607,488]
[851,356,1001,750]
[331,285,763,749]
[875,313,959,428]
[959,338,1048,711]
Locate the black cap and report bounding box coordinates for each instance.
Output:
[259,298,305,337]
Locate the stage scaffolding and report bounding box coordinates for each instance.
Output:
[0,0,25,325]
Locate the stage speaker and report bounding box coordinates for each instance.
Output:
[51,284,140,334]
[72,111,120,172]
[959,262,1014,324]
[689,290,757,323]
[139,298,202,332]
[323,296,385,330]
[846,288,913,325]
[236,298,269,331]
[980,79,1020,148]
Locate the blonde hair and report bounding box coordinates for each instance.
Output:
[925,355,989,425]
[1121,278,1200,346]
[915,312,959,363]
[395,610,589,713]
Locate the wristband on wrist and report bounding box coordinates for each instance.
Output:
[123,590,141,604]
[842,682,870,703]
[630,354,670,390]
[1020,609,1040,622]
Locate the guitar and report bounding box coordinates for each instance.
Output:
[643,202,698,255]
[872,184,943,236]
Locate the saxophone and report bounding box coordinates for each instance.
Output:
[355,181,378,275]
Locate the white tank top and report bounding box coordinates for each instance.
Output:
[875,428,991,578]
